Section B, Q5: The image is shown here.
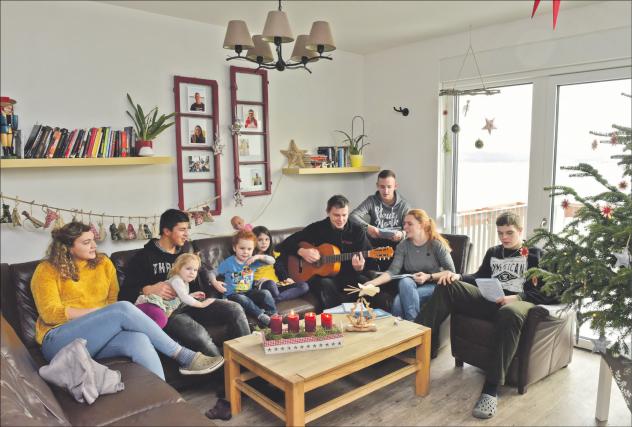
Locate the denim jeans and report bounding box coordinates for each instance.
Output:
[227,288,276,318]
[259,280,310,302]
[165,299,250,356]
[391,277,436,321]
[41,301,183,380]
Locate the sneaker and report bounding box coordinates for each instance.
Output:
[179,353,224,376]
[205,398,232,421]
[472,393,497,419]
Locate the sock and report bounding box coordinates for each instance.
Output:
[175,347,196,367]
[482,380,498,397]
[258,313,271,326]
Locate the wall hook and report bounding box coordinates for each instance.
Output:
[393,106,409,116]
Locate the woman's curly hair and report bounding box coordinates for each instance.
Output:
[45,222,103,281]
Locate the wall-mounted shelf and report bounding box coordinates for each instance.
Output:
[282,166,380,175]
[0,156,173,169]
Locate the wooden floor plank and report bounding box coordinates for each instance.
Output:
[182,346,630,426]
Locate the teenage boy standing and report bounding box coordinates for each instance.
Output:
[120,209,250,358]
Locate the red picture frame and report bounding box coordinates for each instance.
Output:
[174,76,222,215]
[230,66,271,197]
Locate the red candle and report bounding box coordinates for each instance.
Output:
[304,312,316,332]
[320,313,333,330]
[287,311,300,333]
[270,314,283,335]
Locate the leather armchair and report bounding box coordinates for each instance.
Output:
[451,303,576,394]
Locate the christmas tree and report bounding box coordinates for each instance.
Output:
[526,94,631,355]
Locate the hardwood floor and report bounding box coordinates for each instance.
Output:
[181,346,630,426]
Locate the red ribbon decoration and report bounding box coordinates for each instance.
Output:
[532,0,561,29]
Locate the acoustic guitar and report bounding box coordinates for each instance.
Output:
[287,242,394,282]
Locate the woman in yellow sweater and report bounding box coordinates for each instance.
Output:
[31,222,223,380]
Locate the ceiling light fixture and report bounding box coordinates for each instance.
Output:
[222,0,335,73]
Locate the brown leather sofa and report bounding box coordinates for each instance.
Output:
[451,302,576,394]
[1,227,318,387]
[1,315,214,426]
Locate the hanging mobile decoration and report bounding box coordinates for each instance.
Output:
[52,210,64,230]
[210,133,225,156]
[127,218,137,240]
[482,118,497,135]
[230,119,242,136]
[462,99,471,116]
[97,215,107,242]
[1,203,11,224]
[451,123,460,133]
[21,202,44,228]
[233,188,244,207]
[43,207,58,229]
[591,139,598,150]
[474,139,484,149]
[442,131,451,154]
[117,218,127,239]
[439,27,500,97]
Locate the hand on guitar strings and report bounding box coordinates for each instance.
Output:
[352,252,365,271]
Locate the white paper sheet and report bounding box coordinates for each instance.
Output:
[475,278,505,302]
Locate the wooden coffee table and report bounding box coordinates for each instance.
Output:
[223,314,431,427]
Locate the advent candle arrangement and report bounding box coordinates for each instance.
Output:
[320,313,333,329]
[270,314,283,335]
[304,312,316,332]
[287,311,300,333]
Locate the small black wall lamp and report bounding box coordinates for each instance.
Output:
[393,106,409,116]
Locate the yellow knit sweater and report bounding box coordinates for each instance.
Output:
[253,251,280,282]
[30,256,119,345]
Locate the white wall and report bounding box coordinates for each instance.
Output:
[0,1,368,263]
[363,1,631,224]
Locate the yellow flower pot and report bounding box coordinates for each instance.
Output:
[350,154,364,168]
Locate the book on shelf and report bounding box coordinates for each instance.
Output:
[17,124,140,159]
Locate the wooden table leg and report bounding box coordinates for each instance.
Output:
[415,332,430,396]
[224,347,242,415]
[285,375,305,427]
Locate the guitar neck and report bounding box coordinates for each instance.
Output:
[321,250,370,264]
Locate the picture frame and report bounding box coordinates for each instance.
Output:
[174,76,221,215]
[231,66,271,197]
[179,84,213,115]
[181,150,214,180]
[237,134,265,162]
[239,164,266,192]
[182,117,213,148]
[238,104,264,133]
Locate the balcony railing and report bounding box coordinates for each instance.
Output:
[455,202,528,271]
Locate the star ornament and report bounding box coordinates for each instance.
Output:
[591,139,598,150]
[600,204,613,219]
[613,250,631,269]
[280,140,307,168]
[561,199,570,210]
[618,180,628,191]
[482,118,497,135]
[520,246,530,257]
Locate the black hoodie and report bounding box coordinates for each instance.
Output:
[119,239,206,303]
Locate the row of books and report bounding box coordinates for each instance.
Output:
[23,125,138,159]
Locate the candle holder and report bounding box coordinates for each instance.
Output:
[260,324,343,354]
[342,283,379,332]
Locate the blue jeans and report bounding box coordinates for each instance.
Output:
[41,301,183,380]
[227,288,276,318]
[392,278,437,321]
[259,280,310,302]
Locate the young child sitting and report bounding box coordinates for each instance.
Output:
[135,253,215,328]
[252,226,309,302]
[209,230,277,326]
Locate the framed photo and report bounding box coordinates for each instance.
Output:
[179,83,213,114]
[182,117,213,147]
[239,164,266,192]
[237,134,265,162]
[238,104,263,132]
[182,150,214,180]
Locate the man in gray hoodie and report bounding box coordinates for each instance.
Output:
[350,169,411,270]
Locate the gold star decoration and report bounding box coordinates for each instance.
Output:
[280,139,307,168]
[482,118,497,135]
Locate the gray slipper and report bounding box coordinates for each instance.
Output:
[472,393,497,419]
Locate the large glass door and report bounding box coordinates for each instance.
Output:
[452,83,534,270]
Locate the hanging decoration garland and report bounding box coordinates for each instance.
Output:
[0,193,219,242]
[531,0,561,30]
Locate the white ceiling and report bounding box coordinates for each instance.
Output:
[101,1,597,54]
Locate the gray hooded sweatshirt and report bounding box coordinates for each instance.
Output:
[350,191,411,238]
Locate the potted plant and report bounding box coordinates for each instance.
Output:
[126,94,176,156]
[335,130,369,167]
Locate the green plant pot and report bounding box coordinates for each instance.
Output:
[350,154,363,167]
